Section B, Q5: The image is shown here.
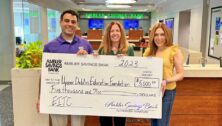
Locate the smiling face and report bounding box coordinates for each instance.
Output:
[110,24,121,44]
[154,28,166,48]
[60,13,78,37]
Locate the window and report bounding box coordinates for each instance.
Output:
[47,9,61,41]
[13,0,41,44]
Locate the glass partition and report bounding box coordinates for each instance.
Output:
[13,0,41,44]
[47,8,61,41]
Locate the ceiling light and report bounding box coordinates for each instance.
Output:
[106,0,136,4]
[106,5,131,8]
[82,8,92,11]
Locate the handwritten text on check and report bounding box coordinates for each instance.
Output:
[40,53,163,118]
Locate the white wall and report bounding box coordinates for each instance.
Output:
[189,7,203,51]
[209,0,222,7]
[178,11,190,49]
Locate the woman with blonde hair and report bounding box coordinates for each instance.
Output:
[98,21,134,126]
[143,22,184,126]
[98,21,134,56]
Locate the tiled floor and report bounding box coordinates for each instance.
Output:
[0,84,14,126]
[0,85,9,92]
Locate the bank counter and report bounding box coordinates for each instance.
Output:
[11,64,222,126]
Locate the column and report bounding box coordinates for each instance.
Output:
[0,0,15,81]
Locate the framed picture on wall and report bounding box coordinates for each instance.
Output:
[165,18,174,30]
[208,6,222,59]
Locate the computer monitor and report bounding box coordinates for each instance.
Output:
[123,19,139,30]
[88,19,104,29]
[16,37,22,45]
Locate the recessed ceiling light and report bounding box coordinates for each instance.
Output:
[82,8,92,11]
[106,5,131,8]
[106,0,136,4]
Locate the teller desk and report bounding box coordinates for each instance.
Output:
[128,29,144,40]
[11,64,222,126]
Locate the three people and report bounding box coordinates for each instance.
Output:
[143,22,184,126]
[37,9,93,126]
[39,9,183,126]
[98,21,134,126]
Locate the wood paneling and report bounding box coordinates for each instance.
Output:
[126,118,150,126]
[87,30,102,39]
[84,117,151,126]
[128,30,144,40]
[173,96,222,114]
[170,115,222,126]
[176,78,222,96]
[84,116,99,126]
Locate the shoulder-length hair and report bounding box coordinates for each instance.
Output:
[147,22,173,56]
[99,21,128,54]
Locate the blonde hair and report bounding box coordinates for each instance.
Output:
[146,22,173,56]
[99,21,128,54]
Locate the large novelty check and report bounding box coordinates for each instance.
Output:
[40,53,163,118]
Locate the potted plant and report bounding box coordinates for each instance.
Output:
[12,41,49,126]
[16,41,43,68]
